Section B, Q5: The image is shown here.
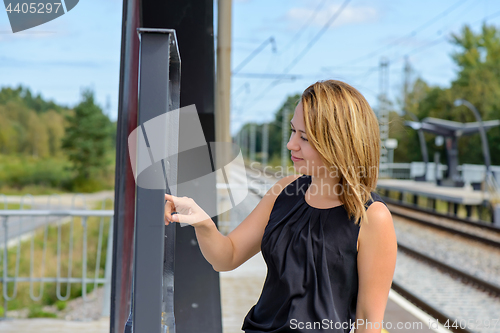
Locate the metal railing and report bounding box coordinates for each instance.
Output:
[0,194,114,319]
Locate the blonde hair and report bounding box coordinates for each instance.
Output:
[301,80,380,225]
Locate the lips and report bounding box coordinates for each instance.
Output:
[291,155,303,161]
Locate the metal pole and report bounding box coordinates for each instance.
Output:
[388,148,394,178]
[281,107,290,172]
[244,127,249,161]
[378,57,389,177]
[110,0,140,330]
[250,123,256,162]
[405,111,429,180]
[102,220,114,317]
[2,217,7,318]
[434,152,440,183]
[262,123,268,167]
[215,0,232,166]
[133,29,180,333]
[454,100,491,176]
[139,2,222,332]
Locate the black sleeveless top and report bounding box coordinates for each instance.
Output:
[242,175,386,333]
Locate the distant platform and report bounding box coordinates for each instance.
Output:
[377,179,489,206]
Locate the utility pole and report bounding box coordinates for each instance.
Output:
[378,57,390,178]
[250,123,256,162]
[281,106,290,172]
[215,0,232,157]
[403,55,411,112]
[243,126,249,161]
[262,122,269,167]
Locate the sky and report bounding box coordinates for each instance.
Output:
[1,0,499,136]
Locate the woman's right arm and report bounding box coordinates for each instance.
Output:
[165,174,301,272]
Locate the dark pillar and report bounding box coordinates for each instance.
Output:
[140,1,223,332]
[465,205,472,218]
[445,137,460,182]
[111,1,141,332]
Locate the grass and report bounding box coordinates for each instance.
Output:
[0,203,32,210]
[28,305,58,318]
[0,185,68,196]
[0,199,114,316]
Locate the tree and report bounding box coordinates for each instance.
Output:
[392,23,500,165]
[26,112,49,158]
[42,110,66,156]
[62,89,114,187]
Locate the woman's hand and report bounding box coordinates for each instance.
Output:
[164,193,212,228]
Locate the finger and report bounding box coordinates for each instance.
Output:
[164,194,177,213]
[171,213,188,224]
[165,193,175,202]
[164,196,176,223]
[166,209,178,224]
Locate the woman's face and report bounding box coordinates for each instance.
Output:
[287,101,327,176]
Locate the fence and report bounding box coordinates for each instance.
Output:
[0,194,113,319]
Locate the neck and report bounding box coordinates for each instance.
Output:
[308,174,341,200]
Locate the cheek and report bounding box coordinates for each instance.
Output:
[303,146,323,165]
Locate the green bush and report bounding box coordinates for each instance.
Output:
[27,305,57,318]
[55,300,66,311]
[0,154,73,191]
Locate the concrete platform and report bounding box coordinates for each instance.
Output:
[377,179,489,205]
[0,317,110,333]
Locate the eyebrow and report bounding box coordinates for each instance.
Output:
[290,121,306,134]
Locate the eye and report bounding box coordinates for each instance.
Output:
[291,128,308,141]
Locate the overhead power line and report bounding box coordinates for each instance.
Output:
[241,0,352,111]
[278,0,329,56]
[341,0,469,67]
[232,36,277,74]
[281,0,351,75]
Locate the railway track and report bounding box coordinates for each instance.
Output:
[381,198,500,248]
[242,165,500,333]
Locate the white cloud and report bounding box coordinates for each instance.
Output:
[285,3,379,30]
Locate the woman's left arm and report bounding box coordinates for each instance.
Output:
[355,202,397,333]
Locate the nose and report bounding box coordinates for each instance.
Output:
[286,131,300,152]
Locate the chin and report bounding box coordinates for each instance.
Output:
[294,165,311,175]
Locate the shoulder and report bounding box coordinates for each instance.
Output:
[256,174,303,214]
[360,198,393,238]
[364,191,387,209]
[265,174,303,198]
[357,200,396,261]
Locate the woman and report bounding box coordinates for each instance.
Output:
[165,80,397,333]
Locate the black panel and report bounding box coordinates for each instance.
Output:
[140,1,222,333]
